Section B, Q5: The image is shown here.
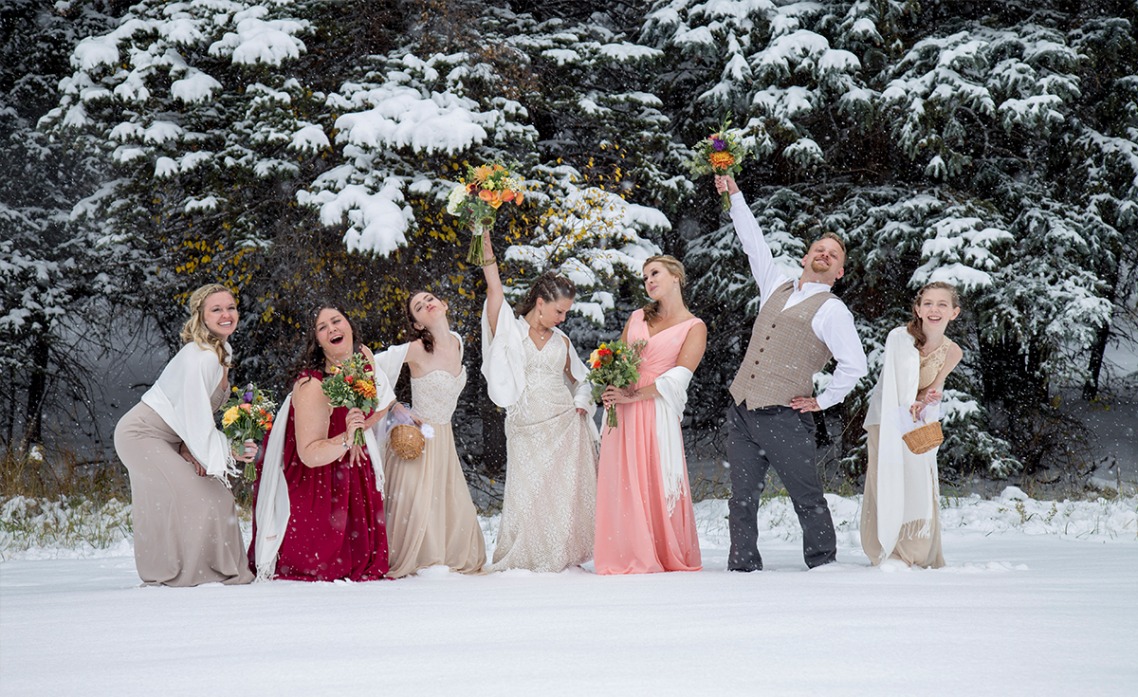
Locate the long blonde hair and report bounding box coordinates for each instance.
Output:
[906,281,961,350]
[642,255,687,324]
[180,283,235,366]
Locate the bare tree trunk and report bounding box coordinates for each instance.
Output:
[23,332,51,446]
[1,365,15,447]
[1082,321,1111,400]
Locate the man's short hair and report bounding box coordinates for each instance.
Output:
[812,231,847,258]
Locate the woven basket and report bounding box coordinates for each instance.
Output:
[389,424,425,460]
[902,420,944,455]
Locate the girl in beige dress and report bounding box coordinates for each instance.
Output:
[373,291,486,578]
[113,284,257,586]
[861,282,964,568]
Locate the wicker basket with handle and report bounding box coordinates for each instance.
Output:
[902,420,943,454]
[389,424,425,460]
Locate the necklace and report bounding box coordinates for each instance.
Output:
[528,321,551,341]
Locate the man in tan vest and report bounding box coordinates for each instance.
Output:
[716,175,867,570]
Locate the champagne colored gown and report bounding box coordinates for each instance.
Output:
[383,364,486,578]
[115,378,253,586]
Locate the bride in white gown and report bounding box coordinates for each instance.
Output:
[478,228,598,572]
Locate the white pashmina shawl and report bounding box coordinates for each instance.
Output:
[653,366,694,513]
[864,326,939,563]
[141,342,237,482]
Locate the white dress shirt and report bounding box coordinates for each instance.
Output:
[728,191,868,410]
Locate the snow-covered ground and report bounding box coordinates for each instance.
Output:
[2,491,1135,696]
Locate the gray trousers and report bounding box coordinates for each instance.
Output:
[726,403,837,570]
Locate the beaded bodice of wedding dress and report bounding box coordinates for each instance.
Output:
[508,335,576,422]
[410,367,466,425]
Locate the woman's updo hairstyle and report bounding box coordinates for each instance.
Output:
[514,271,576,318]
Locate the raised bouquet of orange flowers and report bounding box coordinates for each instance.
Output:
[586,340,647,429]
[220,383,277,481]
[445,162,524,265]
[321,353,379,446]
[688,117,750,210]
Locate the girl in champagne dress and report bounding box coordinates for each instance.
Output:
[114,283,257,586]
[373,291,486,578]
[594,256,707,574]
[861,282,964,568]
[477,229,598,572]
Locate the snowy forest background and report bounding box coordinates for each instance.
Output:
[2,0,1136,501]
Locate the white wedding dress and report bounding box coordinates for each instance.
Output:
[489,335,597,572]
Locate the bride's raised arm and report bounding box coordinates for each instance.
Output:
[480,226,504,337]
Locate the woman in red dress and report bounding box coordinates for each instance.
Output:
[250,305,395,581]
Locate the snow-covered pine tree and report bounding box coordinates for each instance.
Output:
[0,0,126,452]
[302,2,680,475]
[39,0,418,387]
[643,0,1136,477]
[877,2,1135,473]
[641,0,881,457]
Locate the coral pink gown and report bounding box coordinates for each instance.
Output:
[594,310,702,574]
[248,369,389,582]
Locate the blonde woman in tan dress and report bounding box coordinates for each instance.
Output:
[373,291,486,578]
[861,282,964,568]
[113,284,257,586]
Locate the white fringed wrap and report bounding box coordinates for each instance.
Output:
[653,366,693,514]
[864,326,939,562]
[141,342,238,484]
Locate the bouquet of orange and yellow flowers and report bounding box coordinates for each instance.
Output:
[321,353,379,446]
[220,383,277,481]
[586,340,647,429]
[687,117,750,210]
[445,162,524,265]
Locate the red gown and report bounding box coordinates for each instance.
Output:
[249,370,389,581]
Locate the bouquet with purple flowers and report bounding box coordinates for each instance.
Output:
[220,384,277,481]
[687,117,750,210]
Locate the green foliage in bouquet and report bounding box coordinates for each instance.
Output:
[220,383,277,482]
[586,340,647,428]
[321,353,379,446]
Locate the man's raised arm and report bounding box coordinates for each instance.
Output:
[716,175,784,300]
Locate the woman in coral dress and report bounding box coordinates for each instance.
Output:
[249,305,395,581]
[373,290,486,578]
[594,256,707,574]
